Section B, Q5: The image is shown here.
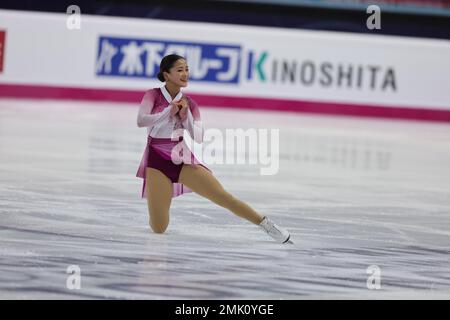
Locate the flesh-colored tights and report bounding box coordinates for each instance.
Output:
[145,165,264,233]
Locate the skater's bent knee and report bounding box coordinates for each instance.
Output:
[150,224,168,234]
[149,218,169,234]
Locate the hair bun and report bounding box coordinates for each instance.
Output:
[157,71,165,82]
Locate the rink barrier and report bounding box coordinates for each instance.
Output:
[1,83,449,122]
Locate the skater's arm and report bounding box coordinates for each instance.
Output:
[137,90,172,128]
[181,98,204,143]
[182,110,204,143]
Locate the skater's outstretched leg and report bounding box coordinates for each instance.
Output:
[179,164,264,225]
[179,164,292,243]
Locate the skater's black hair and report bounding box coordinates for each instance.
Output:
[157,54,186,82]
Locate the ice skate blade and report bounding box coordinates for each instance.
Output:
[282,235,293,244]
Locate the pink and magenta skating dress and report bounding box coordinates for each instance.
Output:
[136,86,212,199]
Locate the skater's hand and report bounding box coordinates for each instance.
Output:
[177,98,189,121]
[178,104,189,122]
[170,102,181,117]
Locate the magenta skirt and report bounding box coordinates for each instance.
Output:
[148,137,189,183]
[136,136,211,199]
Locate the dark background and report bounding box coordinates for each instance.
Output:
[1,0,450,39]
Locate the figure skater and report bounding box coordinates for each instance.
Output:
[136,54,292,243]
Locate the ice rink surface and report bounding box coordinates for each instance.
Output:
[0,98,449,299]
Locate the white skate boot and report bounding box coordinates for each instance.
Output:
[259,216,292,244]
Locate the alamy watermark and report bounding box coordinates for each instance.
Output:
[366,5,381,30]
[169,126,280,175]
[66,5,81,30]
[366,265,381,290]
[66,265,81,290]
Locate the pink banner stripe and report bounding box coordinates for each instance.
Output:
[1,83,449,122]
